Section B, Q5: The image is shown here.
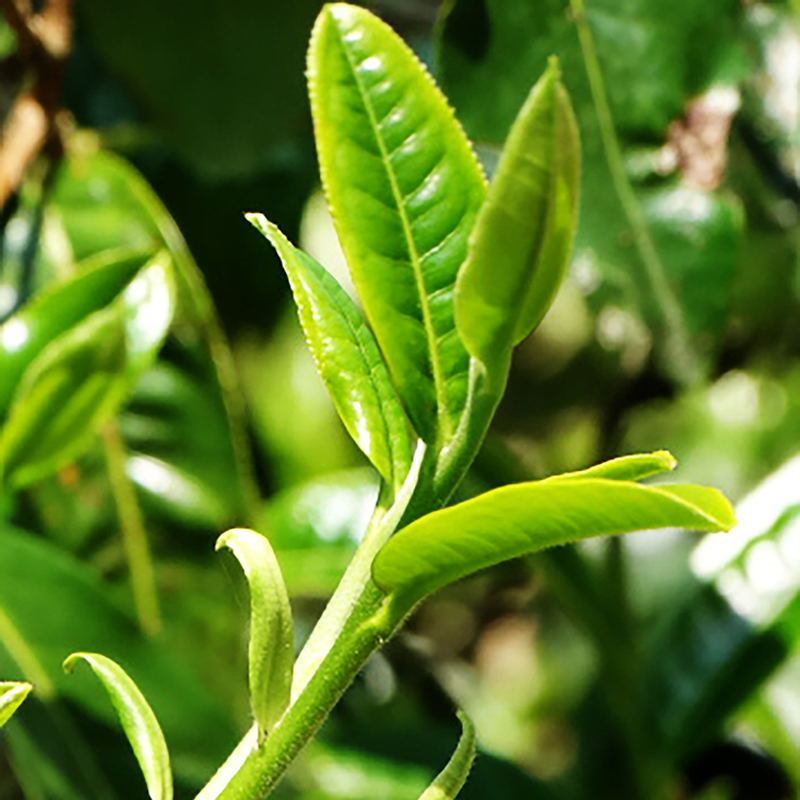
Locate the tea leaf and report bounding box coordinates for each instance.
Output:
[308,3,486,444]
[63,653,172,800]
[0,681,32,727]
[216,528,294,736]
[549,450,677,483]
[455,57,579,371]
[373,478,735,614]
[247,215,412,489]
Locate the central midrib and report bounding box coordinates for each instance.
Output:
[337,30,452,441]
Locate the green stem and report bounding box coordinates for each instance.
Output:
[569,0,700,388]
[102,422,161,636]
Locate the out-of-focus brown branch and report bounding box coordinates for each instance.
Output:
[0,0,72,209]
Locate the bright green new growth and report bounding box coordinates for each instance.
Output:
[216,528,294,737]
[550,449,678,482]
[308,3,486,446]
[418,712,476,800]
[455,56,580,373]
[63,653,173,800]
[247,213,412,492]
[0,681,33,728]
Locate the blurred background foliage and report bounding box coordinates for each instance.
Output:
[3,0,800,799]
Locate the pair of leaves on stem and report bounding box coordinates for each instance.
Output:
[0,248,176,488]
[250,2,580,485]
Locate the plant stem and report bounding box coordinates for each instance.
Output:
[569,0,700,388]
[102,421,161,636]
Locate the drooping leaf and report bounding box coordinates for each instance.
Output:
[550,450,677,482]
[216,528,294,736]
[0,249,149,415]
[455,57,580,370]
[308,3,487,444]
[63,653,172,800]
[0,681,32,727]
[373,478,735,615]
[418,712,476,800]
[247,214,412,489]
[0,306,128,489]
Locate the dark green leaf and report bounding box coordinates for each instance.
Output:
[455,57,579,370]
[0,680,32,727]
[215,528,294,736]
[247,215,412,489]
[63,653,172,800]
[373,477,734,614]
[308,3,487,443]
[0,249,149,415]
[0,306,128,489]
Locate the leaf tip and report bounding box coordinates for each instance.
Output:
[654,450,678,472]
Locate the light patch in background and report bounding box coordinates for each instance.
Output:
[708,370,760,427]
[0,318,29,352]
[692,453,800,624]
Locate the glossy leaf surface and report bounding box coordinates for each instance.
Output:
[309,3,486,443]
[216,528,294,735]
[373,478,735,612]
[0,307,128,488]
[0,680,32,727]
[63,653,173,800]
[455,57,580,369]
[0,249,148,415]
[248,214,412,488]
[418,712,476,800]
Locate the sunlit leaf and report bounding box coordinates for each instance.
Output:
[63,653,172,800]
[0,680,32,727]
[216,528,294,736]
[550,450,677,482]
[418,712,476,800]
[373,478,735,615]
[247,215,412,489]
[308,3,486,443]
[455,57,580,371]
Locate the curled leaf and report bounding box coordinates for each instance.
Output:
[63,652,172,800]
[418,711,476,800]
[373,478,735,617]
[455,56,580,372]
[0,681,33,728]
[216,528,294,736]
[548,450,677,483]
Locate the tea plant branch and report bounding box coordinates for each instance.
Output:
[569,0,700,387]
[101,421,161,636]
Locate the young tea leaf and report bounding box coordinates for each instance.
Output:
[247,214,412,490]
[308,3,487,444]
[0,249,150,416]
[0,681,33,728]
[549,450,677,483]
[63,652,172,800]
[0,305,128,488]
[216,528,294,737]
[373,478,735,617]
[418,711,476,800]
[455,57,580,371]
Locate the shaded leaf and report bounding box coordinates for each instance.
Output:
[216,528,294,736]
[308,3,486,443]
[0,680,32,727]
[419,712,476,800]
[63,653,172,800]
[373,477,734,614]
[0,306,128,489]
[247,214,412,489]
[455,57,580,370]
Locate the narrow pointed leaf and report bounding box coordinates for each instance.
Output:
[0,249,150,415]
[63,652,172,800]
[419,711,476,800]
[308,3,486,443]
[455,57,580,370]
[0,681,33,727]
[216,528,294,735]
[548,450,677,483]
[373,478,735,615]
[247,214,412,489]
[0,306,128,488]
